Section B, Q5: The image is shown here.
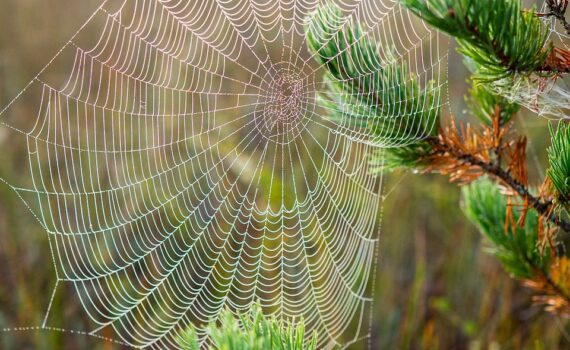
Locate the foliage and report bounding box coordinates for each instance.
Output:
[461,179,550,279]
[305,3,440,170]
[465,78,520,126]
[178,306,316,350]
[547,122,570,201]
[463,179,570,316]
[368,142,435,172]
[402,0,552,82]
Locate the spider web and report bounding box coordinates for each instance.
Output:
[0,0,446,348]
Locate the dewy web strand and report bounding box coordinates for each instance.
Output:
[0,0,447,348]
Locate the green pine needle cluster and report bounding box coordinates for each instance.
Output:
[461,179,550,279]
[305,3,441,170]
[368,142,435,172]
[466,80,519,126]
[178,306,316,350]
[547,123,570,201]
[402,0,552,82]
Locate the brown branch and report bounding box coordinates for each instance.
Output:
[424,136,570,236]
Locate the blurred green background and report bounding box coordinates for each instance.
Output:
[0,0,569,349]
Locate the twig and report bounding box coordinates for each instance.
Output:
[539,0,570,35]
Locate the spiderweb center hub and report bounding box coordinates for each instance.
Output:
[254,64,313,144]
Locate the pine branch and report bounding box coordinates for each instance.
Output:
[305,3,440,147]
[463,180,570,315]
[402,0,553,81]
[425,133,570,235]
[307,0,570,318]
